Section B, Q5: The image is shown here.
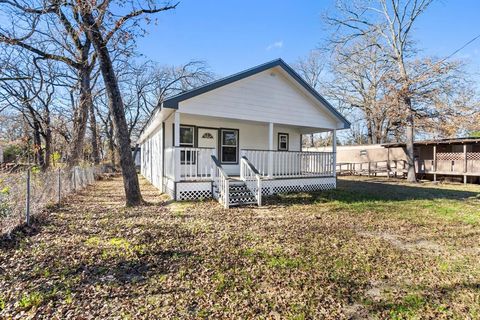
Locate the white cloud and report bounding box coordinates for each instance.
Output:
[266,40,283,51]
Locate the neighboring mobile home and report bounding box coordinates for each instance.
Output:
[383,137,480,184]
[138,59,350,207]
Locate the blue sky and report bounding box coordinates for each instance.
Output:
[137,0,480,77]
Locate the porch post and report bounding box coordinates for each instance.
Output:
[174,111,181,182]
[433,145,437,182]
[332,129,337,178]
[268,122,274,178]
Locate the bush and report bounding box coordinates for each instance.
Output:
[3,144,23,163]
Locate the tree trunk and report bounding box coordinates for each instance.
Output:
[82,12,143,206]
[405,107,416,183]
[366,119,374,144]
[69,67,91,166]
[89,102,101,164]
[44,127,52,170]
[108,132,117,168]
[32,120,44,168]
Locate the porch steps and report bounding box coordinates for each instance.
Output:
[216,181,258,207]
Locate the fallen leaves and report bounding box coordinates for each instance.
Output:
[0,175,479,318]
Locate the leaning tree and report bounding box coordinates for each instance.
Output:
[76,0,178,206]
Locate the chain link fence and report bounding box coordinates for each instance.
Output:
[0,166,100,237]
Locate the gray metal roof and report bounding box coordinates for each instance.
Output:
[161,58,351,129]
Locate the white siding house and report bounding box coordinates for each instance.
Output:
[138,59,350,207]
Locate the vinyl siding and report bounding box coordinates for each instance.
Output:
[140,124,163,189]
[178,67,340,129]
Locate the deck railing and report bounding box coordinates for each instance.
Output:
[165,147,215,181]
[211,155,230,209]
[241,149,334,178]
[417,155,480,174]
[240,156,262,206]
[337,161,407,176]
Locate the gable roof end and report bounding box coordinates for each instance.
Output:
[162,58,351,129]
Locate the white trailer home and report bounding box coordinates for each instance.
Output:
[138,59,350,208]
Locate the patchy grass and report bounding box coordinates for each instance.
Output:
[0,175,479,318]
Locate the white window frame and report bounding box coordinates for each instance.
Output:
[278,133,289,151]
[179,125,195,164]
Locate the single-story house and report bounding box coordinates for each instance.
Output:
[138,59,350,208]
[0,144,3,163]
[383,137,480,184]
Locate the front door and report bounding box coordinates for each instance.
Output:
[197,127,218,156]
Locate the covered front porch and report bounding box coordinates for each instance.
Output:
[160,112,337,206]
[164,112,337,182]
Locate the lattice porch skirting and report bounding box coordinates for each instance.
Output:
[261,176,337,196]
[175,181,213,201]
[162,177,336,201]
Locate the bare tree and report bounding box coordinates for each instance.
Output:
[328,34,402,144]
[0,52,59,169]
[77,0,178,206]
[295,50,328,147]
[0,0,100,166]
[328,0,440,182]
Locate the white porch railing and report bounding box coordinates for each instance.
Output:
[211,155,230,209]
[241,149,334,178]
[165,147,215,181]
[240,156,262,206]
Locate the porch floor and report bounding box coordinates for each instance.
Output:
[178,174,336,182]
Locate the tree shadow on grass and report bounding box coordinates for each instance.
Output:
[264,179,480,206]
[7,248,195,312]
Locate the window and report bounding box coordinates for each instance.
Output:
[179,125,195,164]
[220,129,238,163]
[179,126,194,147]
[278,133,289,151]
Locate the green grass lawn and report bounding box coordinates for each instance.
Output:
[0,175,479,319]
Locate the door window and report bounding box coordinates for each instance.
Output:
[220,129,239,163]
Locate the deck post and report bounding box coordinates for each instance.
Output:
[387,147,391,178]
[174,111,181,182]
[332,129,337,178]
[433,145,437,182]
[464,144,467,184]
[268,122,274,178]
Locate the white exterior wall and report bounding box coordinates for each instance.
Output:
[0,145,3,163]
[140,125,163,190]
[178,68,341,130]
[164,113,302,175]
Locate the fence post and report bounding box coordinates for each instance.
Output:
[58,168,61,203]
[25,169,31,226]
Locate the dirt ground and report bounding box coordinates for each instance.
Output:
[0,175,479,319]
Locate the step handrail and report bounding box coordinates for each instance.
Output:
[211,155,230,209]
[240,156,262,206]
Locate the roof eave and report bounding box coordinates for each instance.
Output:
[161,58,351,129]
